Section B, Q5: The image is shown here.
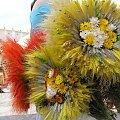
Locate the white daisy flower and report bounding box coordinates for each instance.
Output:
[108,24,117,31]
[46,85,57,99]
[80,30,91,39]
[91,28,101,37]
[93,38,104,48]
[48,69,54,78]
[90,17,99,26]
[92,30,108,48]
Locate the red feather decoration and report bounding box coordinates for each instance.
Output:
[2,39,29,113]
[25,31,46,51]
[1,31,46,113]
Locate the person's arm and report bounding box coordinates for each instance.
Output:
[32,0,49,11]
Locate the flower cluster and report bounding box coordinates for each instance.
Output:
[80,17,117,49]
[45,69,68,103]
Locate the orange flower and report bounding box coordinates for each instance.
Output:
[47,77,55,82]
[55,94,64,104]
[47,81,56,88]
[54,69,60,77]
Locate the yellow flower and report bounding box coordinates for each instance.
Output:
[57,83,68,94]
[100,25,108,32]
[47,79,56,88]
[104,39,113,49]
[84,34,95,45]
[49,82,56,88]
[108,31,117,42]
[80,22,91,31]
[100,19,109,26]
[55,75,64,85]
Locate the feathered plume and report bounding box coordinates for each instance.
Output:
[1,39,29,113]
[1,30,46,113]
[25,31,46,51]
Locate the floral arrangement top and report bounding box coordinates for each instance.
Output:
[44,0,120,86]
[80,17,117,49]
